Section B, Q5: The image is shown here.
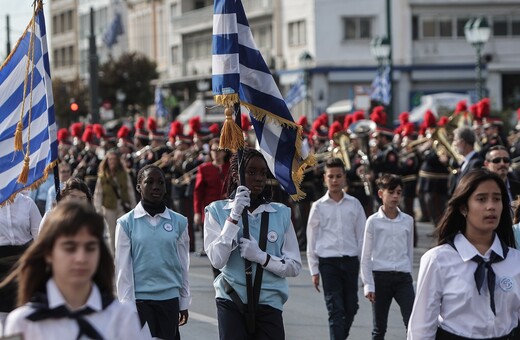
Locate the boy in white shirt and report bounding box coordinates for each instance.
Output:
[361,174,415,340]
[306,157,366,339]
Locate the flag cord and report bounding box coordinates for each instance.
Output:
[16,3,38,184]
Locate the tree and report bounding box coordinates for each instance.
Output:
[99,52,158,116]
[52,78,89,127]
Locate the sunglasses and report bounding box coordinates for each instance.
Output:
[489,157,510,164]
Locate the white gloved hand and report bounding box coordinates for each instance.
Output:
[230,185,250,221]
[239,236,267,264]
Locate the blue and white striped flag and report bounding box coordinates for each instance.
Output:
[155,86,169,118]
[212,0,314,200]
[370,66,391,105]
[0,2,58,206]
[103,12,124,49]
[284,75,307,110]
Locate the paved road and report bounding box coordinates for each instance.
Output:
[179,221,437,340]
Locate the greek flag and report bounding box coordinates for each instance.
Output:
[212,0,314,200]
[284,75,307,110]
[0,2,58,206]
[103,12,124,48]
[370,66,391,105]
[155,86,169,118]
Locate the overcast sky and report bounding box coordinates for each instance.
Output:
[0,2,51,60]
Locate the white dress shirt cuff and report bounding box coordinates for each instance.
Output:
[364,284,375,296]
[220,220,240,244]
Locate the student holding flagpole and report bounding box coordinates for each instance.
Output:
[204,148,301,339]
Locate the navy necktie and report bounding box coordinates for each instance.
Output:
[470,251,504,315]
[26,290,114,340]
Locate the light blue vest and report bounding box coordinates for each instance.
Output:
[206,200,291,311]
[119,209,187,301]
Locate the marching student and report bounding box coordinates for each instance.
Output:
[2,201,143,339]
[115,165,190,340]
[408,169,520,339]
[204,148,301,340]
[360,174,415,340]
[306,157,366,340]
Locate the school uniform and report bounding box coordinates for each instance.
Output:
[306,191,366,340]
[204,199,302,340]
[3,279,144,339]
[408,233,520,340]
[360,207,415,340]
[115,203,190,340]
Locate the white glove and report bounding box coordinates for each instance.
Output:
[230,186,250,221]
[239,236,267,264]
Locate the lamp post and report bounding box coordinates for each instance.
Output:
[299,51,313,119]
[464,17,491,101]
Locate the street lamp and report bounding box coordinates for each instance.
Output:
[464,17,491,100]
[370,36,390,71]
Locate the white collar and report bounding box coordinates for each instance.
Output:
[375,206,403,221]
[453,232,504,262]
[320,191,351,203]
[46,278,102,312]
[133,202,170,219]
[223,199,276,214]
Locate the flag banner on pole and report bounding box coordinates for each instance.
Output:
[284,75,307,110]
[212,0,314,200]
[155,86,169,118]
[0,1,58,206]
[103,12,124,49]
[370,66,390,105]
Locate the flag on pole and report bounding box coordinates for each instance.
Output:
[103,12,124,48]
[212,0,314,200]
[370,66,391,105]
[0,1,58,206]
[154,86,169,118]
[284,75,307,110]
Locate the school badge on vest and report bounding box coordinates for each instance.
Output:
[267,231,278,243]
[499,277,514,292]
[164,223,173,232]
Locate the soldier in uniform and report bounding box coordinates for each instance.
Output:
[73,125,101,196]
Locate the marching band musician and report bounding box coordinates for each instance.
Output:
[73,125,101,196]
[346,111,375,217]
[416,110,450,227]
[369,107,400,183]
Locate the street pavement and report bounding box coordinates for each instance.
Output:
[179,220,437,340]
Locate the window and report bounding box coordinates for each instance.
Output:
[513,15,520,35]
[422,18,435,37]
[170,3,178,20]
[457,18,471,37]
[439,18,452,37]
[412,16,419,40]
[493,15,508,36]
[171,46,179,64]
[342,17,372,40]
[289,20,306,46]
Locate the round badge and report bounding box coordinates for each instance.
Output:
[499,277,514,292]
[163,223,173,232]
[267,231,278,243]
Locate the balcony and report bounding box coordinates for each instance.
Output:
[172,0,273,34]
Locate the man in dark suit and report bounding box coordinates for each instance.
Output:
[484,145,520,205]
[449,126,484,196]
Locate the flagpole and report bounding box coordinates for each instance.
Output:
[233,101,256,332]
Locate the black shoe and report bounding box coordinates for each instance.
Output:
[196,249,207,257]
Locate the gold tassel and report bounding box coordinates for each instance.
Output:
[17,155,30,184]
[219,107,245,152]
[14,121,24,151]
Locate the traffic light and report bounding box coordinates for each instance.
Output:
[70,102,79,112]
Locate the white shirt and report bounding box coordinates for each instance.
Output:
[408,233,520,339]
[0,193,41,245]
[306,191,366,276]
[115,202,191,310]
[4,279,147,339]
[204,200,302,278]
[360,207,414,295]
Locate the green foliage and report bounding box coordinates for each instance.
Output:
[52,78,89,127]
[99,52,159,115]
